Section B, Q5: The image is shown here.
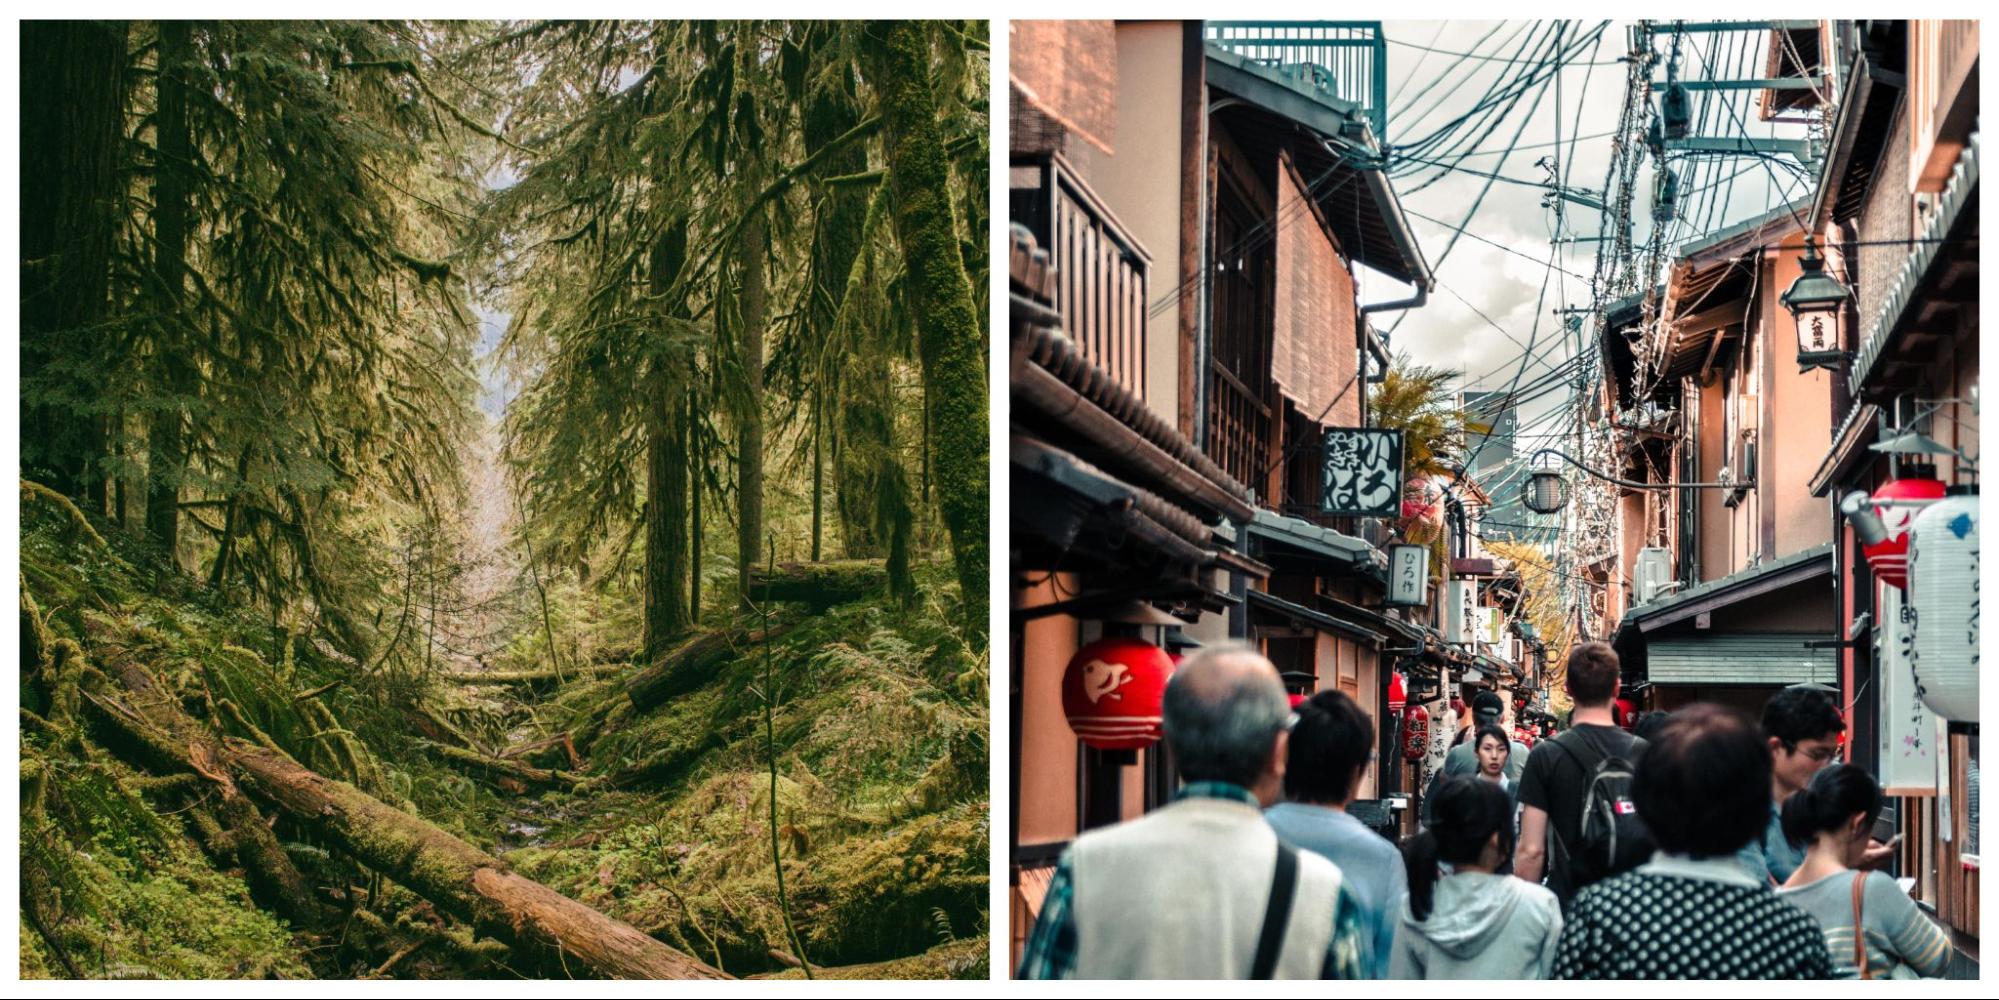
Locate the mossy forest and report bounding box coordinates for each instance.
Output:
[18,20,989,979]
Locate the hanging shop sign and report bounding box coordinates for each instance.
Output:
[1477,606,1501,646]
[1321,427,1404,517]
[1388,544,1430,606]
[1423,692,1456,791]
[1864,475,1948,590]
[1908,492,1978,722]
[1876,584,1937,794]
[1062,636,1174,750]
[1446,580,1478,644]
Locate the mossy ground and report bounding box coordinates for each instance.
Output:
[498,568,990,977]
[20,501,988,979]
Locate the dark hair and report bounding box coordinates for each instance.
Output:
[1565,642,1621,706]
[1473,723,1511,761]
[1632,704,1771,857]
[1283,690,1373,804]
[1632,710,1671,743]
[1403,777,1514,921]
[1760,686,1847,748]
[1780,763,1884,849]
[1471,690,1504,721]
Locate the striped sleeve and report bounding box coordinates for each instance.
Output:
[1868,872,1954,978]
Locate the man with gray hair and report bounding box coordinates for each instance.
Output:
[1017,644,1368,979]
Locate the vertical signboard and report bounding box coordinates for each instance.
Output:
[1445,580,1477,644]
[1477,607,1500,646]
[1388,544,1429,606]
[1878,584,1938,794]
[1321,427,1404,517]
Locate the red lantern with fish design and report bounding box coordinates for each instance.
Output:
[1062,637,1173,750]
[1862,475,1947,590]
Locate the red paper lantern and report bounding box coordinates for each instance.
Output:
[1613,697,1637,730]
[1862,476,1948,590]
[1062,637,1173,750]
[1387,672,1407,714]
[1401,705,1430,762]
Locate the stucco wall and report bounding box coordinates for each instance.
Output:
[1763,249,1837,557]
[1065,21,1185,428]
[1017,576,1081,846]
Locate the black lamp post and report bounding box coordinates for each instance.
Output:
[1782,240,1853,372]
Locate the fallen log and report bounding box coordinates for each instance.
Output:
[747,559,886,610]
[442,663,628,686]
[624,624,794,713]
[500,732,583,770]
[226,742,725,979]
[605,733,728,790]
[79,657,320,926]
[431,743,586,792]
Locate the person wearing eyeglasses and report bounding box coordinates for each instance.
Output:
[1738,686,1888,885]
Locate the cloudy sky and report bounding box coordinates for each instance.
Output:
[1370,19,1819,464]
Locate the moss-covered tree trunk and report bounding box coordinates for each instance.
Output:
[805,69,889,563]
[863,21,988,626]
[644,224,692,660]
[226,743,726,979]
[144,21,194,566]
[688,388,704,619]
[736,208,768,609]
[20,20,128,507]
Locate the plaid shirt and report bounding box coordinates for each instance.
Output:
[1017,782,1370,979]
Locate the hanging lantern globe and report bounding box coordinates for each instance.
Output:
[1387,671,1408,715]
[1401,704,1430,762]
[1862,474,1948,589]
[1523,468,1569,514]
[1908,491,1979,721]
[1614,697,1638,730]
[1062,636,1173,750]
[1782,244,1853,371]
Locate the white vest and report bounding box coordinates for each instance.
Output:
[1069,795,1344,979]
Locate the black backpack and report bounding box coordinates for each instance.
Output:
[1547,728,1651,895]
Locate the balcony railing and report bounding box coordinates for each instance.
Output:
[1009,154,1151,403]
[1207,363,1271,500]
[1206,21,1389,143]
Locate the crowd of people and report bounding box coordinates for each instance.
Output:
[1018,641,1971,980]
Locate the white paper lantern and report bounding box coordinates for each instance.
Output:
[1908,492,1979,721]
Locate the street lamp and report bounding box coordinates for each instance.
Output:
[1522,464,1569,515]
[1518,449,1751,515]
[1781,241,1853,372]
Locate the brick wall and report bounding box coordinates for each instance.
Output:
[1854,100,1913,330]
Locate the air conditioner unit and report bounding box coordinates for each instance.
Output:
[1634,547,1673,605]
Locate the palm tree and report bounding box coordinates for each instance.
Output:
[1370,356,1469,567]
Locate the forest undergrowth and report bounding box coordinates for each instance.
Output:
[19,485,988,979]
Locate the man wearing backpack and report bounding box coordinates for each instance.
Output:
[1511,642,1649,908]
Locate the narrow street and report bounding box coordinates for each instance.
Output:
[1008,18,1977,980]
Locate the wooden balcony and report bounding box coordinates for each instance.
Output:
[1912,19,1979,192]
[1008,154,1151,402]
[1206,361,1271,500]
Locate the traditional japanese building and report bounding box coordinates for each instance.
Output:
[1800,18,1978,951]
[1007,19,1436,968]
[1602,201,1840,717]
